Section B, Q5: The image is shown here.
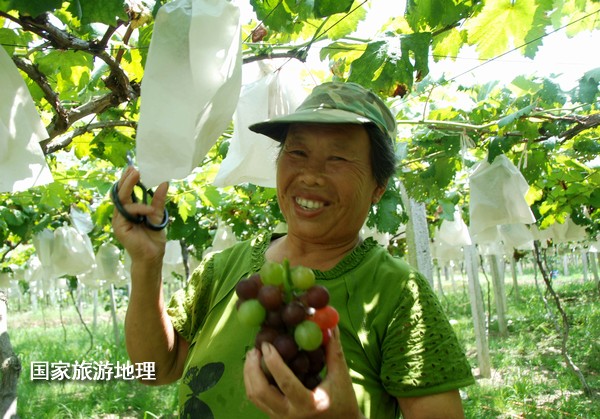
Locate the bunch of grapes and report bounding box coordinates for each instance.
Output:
[235,260,339,390]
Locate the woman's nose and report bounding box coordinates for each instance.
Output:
[299,160,326,186]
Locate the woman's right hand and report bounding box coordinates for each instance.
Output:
[111,166,169,265]
[243,327,364,419]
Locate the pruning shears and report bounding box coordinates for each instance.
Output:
[110,152,169,231]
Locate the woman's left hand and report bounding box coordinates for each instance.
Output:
[244,327,363,419]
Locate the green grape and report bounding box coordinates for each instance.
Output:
[260,261,285,286]
[237,299,266,327]
[294,320,323,351]
[291,265,316,290]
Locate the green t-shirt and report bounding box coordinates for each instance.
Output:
[167,232,474,418]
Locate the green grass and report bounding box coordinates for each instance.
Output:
[9,303,178,418]
[441,275,600,418]
[6,272,600,418]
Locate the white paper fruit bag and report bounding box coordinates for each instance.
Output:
[96,242,123,281]
[469,154,535,239]
[213,64,305,187]
[136,0,242,187]
[51,225,96,276]
[0,46,53,192]
[437,209,472,246]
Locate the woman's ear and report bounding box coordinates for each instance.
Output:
[372,181,388,204]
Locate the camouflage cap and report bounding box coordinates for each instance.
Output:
[248,82,397,143]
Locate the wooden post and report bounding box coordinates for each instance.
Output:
[399,181,434,286]
[435,263,444,296]
[510,256,520,301]
[444,264,457,293]
[596,254,600,294]
[0,291,20,417]
[589,252,599,291]
[464,245,491,377]
[92,288,98,332]
[109,284,120,347]
[489,254,508,337]
[581,249,589,283]
[563,253,570,277]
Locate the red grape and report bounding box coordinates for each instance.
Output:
[311,306,339,330]
[255,326,279,348]
[303,373,322,390]
[282,301,307,326]
[236,276,261,300]
[235,261,336,389]
[265,310,284,328]
[304,285,330,308]
[273,334,298,361]
[257,285,284,310]
[306,347,326,373]
[289,351,310,375]
[321,328,332,346]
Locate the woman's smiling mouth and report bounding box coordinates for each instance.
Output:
[295,197,325,211]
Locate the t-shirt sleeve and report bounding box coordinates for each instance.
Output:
[166,255,216,343]
[380,270,474,398]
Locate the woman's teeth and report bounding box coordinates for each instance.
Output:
[296,197,324,210]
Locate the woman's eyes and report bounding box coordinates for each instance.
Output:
[287,149,307,157]
[285,149,348,161]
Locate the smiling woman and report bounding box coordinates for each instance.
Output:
[274,123,384,264]
[114,81,475,418]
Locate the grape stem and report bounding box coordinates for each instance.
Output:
[282,258,293,302]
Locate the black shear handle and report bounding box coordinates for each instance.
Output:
[111,181,169,231]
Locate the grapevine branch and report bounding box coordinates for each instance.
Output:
[12,56,69,133]
[4,11,141,153]
[4,9,600,157]
[44,120,138,154]
[18,14,136,103]
[532,241,593,397]
[397,111,600,147]
[557,112,600,143]
[6,9,313,155]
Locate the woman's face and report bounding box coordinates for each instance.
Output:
[276,123,386,246]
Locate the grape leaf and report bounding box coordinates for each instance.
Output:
[320,6,366,40]
[497,104,534,128]
[348,32,431,96]
[0,27,21,55]
[251,0,295,32]
[522,0,552,58]
[590,188,600,208]
[203,185,223,208]
[371,185,404,234]
[177,193,195,223]
[463,0,537,59]
[0,0,62,17]
[313,0,353,18]
[68,0,128,26]
[488,136,519,163]
[577,68,600,104]
[406,0,472,31]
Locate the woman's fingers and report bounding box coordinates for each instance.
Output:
[244,331,361,418]
[117,166,138,202]
[261,342,312,407]
[147,181,169,225]
[243,348,285,416]
[112,166,168,228]
[324,327,347,376]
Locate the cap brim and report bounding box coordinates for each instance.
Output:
[248,108,372,142]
